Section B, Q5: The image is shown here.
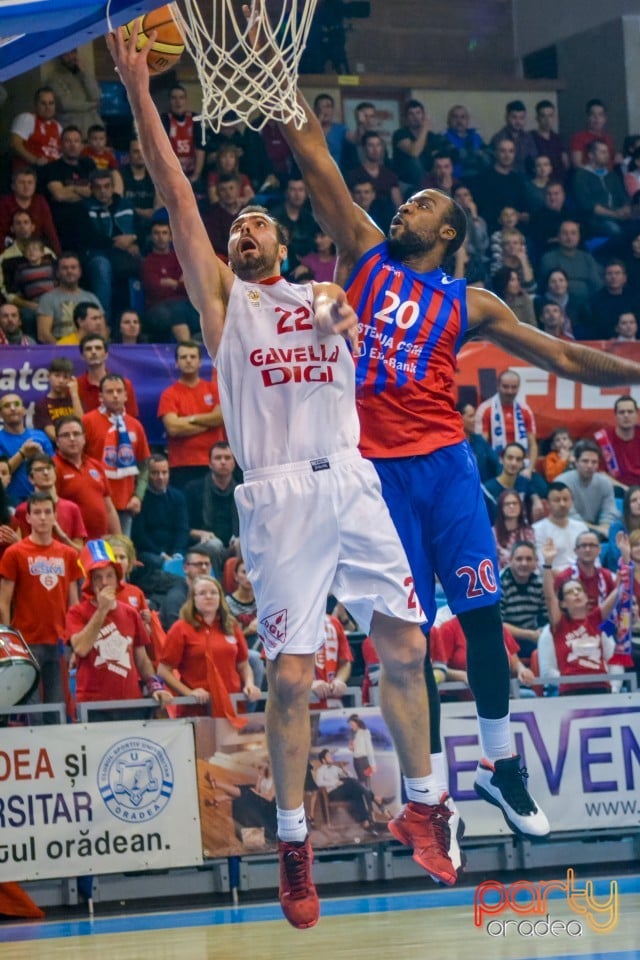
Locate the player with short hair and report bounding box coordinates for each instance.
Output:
[108,24,459,931]
[263,42,640,855]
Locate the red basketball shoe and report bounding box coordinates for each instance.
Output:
[388,799,457,886]
[278,836,320,929]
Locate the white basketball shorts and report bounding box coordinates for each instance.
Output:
[235,449,424,659]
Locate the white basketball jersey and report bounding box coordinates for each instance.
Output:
[215,277,360,471]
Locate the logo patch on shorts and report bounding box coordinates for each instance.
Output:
[310,458,330,472]
[260,609,288,652]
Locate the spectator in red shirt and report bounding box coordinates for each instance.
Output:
[141,221,199,342]
[82,374,150,536]
[541,538,617,695]
[431,613,535,699]
[53,415,121,539]
[82,124,124,195]
[0,166,61,254]
[157,340,225,489]
[157,574,261,720]
[570,99,619,169]
[555,530,615,613]
[9,86,62,171]
[0,491,81,716]
[14,453,86,550]
[76,333,139,417]
[595,395,640,490]
[68,539,170,721]
[476,368,538,468]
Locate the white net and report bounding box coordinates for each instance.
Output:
[170,0,318,132]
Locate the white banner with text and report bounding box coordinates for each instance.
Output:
[0,720,203,882]
[443,692,640,836]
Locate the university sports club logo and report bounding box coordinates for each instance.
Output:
[98,737,174,822]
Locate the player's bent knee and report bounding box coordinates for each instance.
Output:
[371,617,426,672]
[266,652,315,704]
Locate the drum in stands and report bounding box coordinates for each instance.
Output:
[0,625,40,707]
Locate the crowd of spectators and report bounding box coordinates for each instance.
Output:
[1,63,640,722]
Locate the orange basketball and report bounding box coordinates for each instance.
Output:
[123,4,185,75]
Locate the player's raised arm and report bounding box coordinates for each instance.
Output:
[468,285,640,386]
[106,23,231,357]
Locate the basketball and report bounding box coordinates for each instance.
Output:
[122,4,185,75]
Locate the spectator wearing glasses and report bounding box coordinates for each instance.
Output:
[53,416,120,539]
[554,531,615,612]
[540,538,617,696]
[159,546,212,630]
[14,454,87,550]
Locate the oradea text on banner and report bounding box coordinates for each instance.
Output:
[0,720,203,882]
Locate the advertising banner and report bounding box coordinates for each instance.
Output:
[3,340,640,449]
[443,692,640,836]
[0,344,214,448]
[193,710,402,858]
[0,720,203,882]
[456,340,640,442]
[194,692,640,857]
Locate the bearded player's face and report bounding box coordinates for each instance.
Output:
[387,190,451,257]
[228,213,284,279]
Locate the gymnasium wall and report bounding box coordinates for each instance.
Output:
[512,0,640,56]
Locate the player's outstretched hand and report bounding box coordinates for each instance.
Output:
[331,289,361,354]
[314,285,360,353]
[106,17,155,92]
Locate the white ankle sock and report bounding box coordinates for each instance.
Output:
[430,752,448,796]
[403,773,442,805]
[277,804,308,843]
[478,715,512,762]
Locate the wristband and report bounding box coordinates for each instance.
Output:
[144,675,165,697]
[542,564,552,569]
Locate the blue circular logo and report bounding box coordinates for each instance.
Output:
[97,737,174,822]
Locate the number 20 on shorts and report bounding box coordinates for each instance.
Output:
[456,559,498,599]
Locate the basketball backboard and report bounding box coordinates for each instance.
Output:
[0,0,164,81]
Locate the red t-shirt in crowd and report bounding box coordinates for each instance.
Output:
[53,453,114,539]
[157,377,225,468]
[601,427,640,487]
[67,598,148,702]
[117,581,149,614]
[478,400,535,449]
[161,618,248,703]
[555,566,615,614]
[77,373,139,418]
[570,130,617,167]
[552,605,611,695]
[82,409,151,511]
[13,496,87,544]
[0,193,61,254]
[0,537,80,645]
[141,250,188,310]
[432,616,518,672]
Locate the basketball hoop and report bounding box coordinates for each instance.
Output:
[170,0,318,131]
